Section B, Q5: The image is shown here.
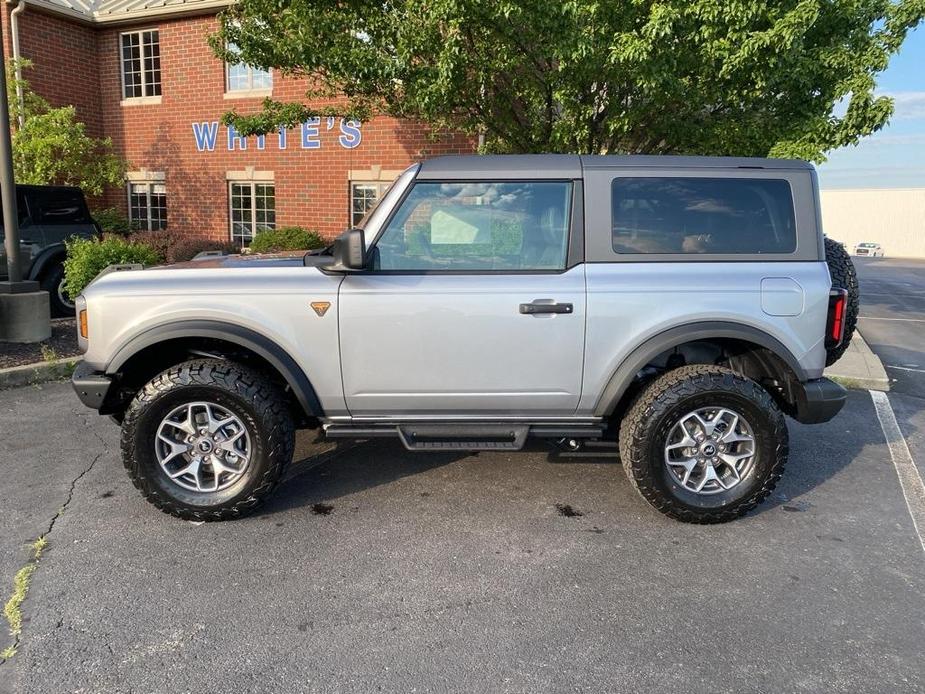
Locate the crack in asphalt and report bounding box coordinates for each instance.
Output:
[0,442,107,667]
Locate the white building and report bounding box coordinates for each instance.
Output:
[820,188,925,258]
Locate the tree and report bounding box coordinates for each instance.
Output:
[212,0,925,161]
[8,60,124,195]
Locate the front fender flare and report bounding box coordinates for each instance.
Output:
[593,321,808,417]
[106,320,323,417]
[26,244,66,281]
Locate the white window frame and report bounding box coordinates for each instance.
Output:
[120,29,162,103]
[127,181,167,231]
[349,181,392,227]
[224,63,273,96]
[223,42,272,97]
[228,181,276,245]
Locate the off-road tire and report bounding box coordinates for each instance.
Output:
[824,237,859,366]
[120,359,294,521]
[40,260,74,317]
[619,365,788,524]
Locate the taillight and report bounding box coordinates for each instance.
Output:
[825,288,848,349]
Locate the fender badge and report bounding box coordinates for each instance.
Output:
[310,301,331,317]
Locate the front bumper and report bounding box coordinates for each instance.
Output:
[792,377,847,424]
[72,360,114,412]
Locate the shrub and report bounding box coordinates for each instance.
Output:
[129,229,174,261]
[250,226,326,253]
[91,208,132,236]
[63,236,162,299]
[168,238,241,263]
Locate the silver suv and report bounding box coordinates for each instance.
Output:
[72,155,853,524]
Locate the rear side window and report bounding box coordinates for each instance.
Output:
[611,177,796,255]
[375,181,572,271]
[30,189,92,226]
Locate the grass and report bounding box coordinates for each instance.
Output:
[39,345,59,363]
[1,536,48,659]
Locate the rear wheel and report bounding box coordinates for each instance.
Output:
[40,260,74,317]
[120,359,294,521]
[824,237,859,366]
[619,365,788,524]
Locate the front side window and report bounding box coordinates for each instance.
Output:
[373,181,572,272]
[611,177,796,255]
[230,182,275,245]
[121,30,161,99]
[350,181,391,227]
[128,182,167,231]
[225,43,272,92]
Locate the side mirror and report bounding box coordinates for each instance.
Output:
[327,228,366,271]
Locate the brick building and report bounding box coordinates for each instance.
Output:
[0,0,475,243]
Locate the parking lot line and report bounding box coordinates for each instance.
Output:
[859,316,925,322]
[870,389,925,553]
[886,365,925,373]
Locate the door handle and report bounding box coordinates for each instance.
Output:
[519,301,573,315]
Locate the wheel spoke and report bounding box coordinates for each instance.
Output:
[168,457,202,489]
[694,464,720,492]
[157,434,191,465]
[666,435,697,453]
[218,428,246,453]
[670,458,699,486]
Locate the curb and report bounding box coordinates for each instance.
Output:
[0,357,81,391]
[824,331,890,392]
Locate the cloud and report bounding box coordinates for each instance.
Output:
[847,133,925,147]
[879,91,925,120]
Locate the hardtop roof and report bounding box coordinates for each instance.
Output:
[416,154,813,179]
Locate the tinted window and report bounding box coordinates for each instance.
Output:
[0,191,32,227]
[31,189,91,226]
[375,181,572,271]
[611,178,796,255]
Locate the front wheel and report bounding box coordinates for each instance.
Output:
[619,365,788,524]
[120,359,295,521]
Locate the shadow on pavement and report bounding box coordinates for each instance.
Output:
[261,394,876,519]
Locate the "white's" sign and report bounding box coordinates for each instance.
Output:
[192,117,362,152]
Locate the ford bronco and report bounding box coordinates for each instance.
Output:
[1,185,100,316]
[71,155,856,523]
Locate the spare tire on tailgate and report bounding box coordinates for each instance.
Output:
[823,237,859,366]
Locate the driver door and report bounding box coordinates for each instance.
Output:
[338,178,586,416]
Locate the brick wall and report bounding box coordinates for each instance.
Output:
[3,9,475,241]
[1,6,102,136]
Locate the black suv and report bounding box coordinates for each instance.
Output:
[0,185,100,316]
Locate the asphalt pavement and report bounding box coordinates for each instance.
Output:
[855,257,925,398]
[1,380,924,693]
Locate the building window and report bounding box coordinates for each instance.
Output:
[128,182,167,230]
[230,182,275,245]
[226,51,272,93]
[121,30,161,99]
[350,181,391,227]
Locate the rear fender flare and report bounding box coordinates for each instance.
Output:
[593,321,807,416]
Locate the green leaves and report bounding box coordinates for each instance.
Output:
[8,60,125,195]
[62,236,163,299]
[214,0,925,161]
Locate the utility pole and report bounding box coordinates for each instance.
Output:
[0,41,50,343]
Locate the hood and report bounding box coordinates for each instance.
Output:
[154,251,331,270]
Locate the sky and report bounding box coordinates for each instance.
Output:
[816,26,925,189]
